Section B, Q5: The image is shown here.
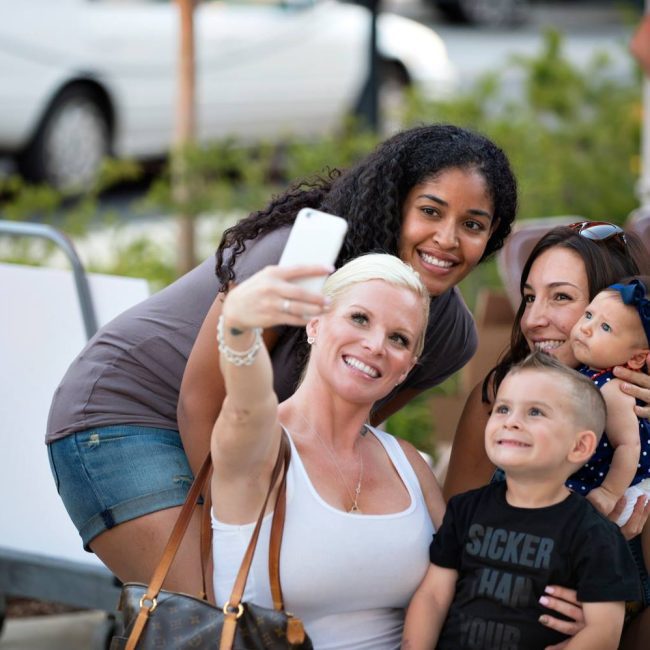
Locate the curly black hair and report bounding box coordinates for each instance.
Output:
[215,124,518,290]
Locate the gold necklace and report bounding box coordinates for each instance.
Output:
[298,415,366,513]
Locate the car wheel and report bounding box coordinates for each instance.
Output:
[378,61,410,137]
[436,0,529,27]
[18,86,110,191]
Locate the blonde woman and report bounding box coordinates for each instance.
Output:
[211,254,444,649]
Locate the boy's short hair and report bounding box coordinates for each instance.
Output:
[507,351,606,437]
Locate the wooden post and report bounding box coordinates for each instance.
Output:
[174,0,197,275]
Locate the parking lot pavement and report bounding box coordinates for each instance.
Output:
[0,611,112,650]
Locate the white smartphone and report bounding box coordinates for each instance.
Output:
[278,207,348,293]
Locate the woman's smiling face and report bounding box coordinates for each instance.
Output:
[307,280,423,405]
[520,247,591,368]
[398,167,495,297]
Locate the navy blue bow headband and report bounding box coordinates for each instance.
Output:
[609,279,650,347]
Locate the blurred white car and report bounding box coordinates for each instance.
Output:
[0,0,456,190]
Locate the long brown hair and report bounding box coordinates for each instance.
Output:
[483,225,648,402]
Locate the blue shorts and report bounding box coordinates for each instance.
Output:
[47,425,194,551]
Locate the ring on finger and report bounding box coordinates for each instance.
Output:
[282,298,291,314]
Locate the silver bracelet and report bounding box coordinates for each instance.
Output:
[216,315,263,366]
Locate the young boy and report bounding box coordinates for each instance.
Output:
[402,352,641,650]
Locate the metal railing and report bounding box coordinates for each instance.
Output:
[0,222,115,644]
[0,220,98,339]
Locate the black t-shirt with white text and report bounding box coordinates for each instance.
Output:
[431,482,641,650]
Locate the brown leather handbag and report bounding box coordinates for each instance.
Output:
[110,434,312,650]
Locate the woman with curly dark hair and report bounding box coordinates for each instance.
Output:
[46,124,518,596]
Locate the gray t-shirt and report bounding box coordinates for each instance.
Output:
[46,227,477,443]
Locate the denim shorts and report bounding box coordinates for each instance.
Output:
[47,425,195,551]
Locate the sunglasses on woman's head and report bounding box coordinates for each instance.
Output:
[568,221,627,245]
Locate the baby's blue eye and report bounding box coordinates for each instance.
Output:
[584,311,592,320]
[351,313,368,325]
[495,405,508,414]
[529,407,543,416]
[601,322,611,333]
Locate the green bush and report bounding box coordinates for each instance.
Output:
[407,29,642,226]
[385,392,437,460]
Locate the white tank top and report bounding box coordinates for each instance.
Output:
[212,427,435,649]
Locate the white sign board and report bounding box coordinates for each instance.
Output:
[0,263,150,566]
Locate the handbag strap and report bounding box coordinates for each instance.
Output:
[219,435,290,650]
[200,463,214,602]
[224,434,290,610]
[125,434,290,650]
[125,452,212,650]
[199,437,288,608]
[268,443,288,611]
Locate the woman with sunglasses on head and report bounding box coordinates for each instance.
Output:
[46,124,517,596]
[444,221,650,649]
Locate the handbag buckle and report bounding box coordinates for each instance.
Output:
[139,594,158,613]
[222,601,244,619]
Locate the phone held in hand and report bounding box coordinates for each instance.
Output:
[278,208,348,293]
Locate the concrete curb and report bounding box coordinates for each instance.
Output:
[1,611,113,650]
